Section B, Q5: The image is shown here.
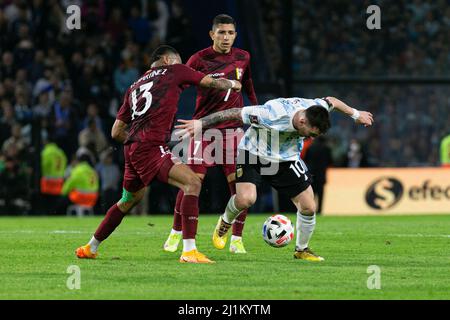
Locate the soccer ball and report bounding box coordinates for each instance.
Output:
[262,214,294,248]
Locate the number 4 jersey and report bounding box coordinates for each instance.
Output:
[116,64,205,144]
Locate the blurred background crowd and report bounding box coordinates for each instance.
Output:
[0,0,448,215]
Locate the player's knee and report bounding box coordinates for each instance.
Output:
[235,192,256,209]
[300,203,316,215]
[183,175,202,195]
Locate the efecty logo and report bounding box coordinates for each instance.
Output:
[365,177,450,211]
[366,177,403,210]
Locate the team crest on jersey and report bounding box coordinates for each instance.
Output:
[235,68,243,80]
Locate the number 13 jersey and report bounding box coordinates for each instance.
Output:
[116,64,205,144]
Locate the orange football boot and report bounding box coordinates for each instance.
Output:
[75,244,98,259]
[179,249,215,264]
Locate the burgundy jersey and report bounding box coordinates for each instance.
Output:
[116,64,204,144]
[187,47,258,130]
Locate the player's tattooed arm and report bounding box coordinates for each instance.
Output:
[111,119,129,144]
[325,96,374,127]
[199,76,242,92]
[201,108,243,128]
[175,108,243,139]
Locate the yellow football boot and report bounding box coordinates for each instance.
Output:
[229,238,247,254]
[163,232,182,252]
[212,217,232,250]
[75,244,98,259]
[293,248,324,262]
[179,249,215,264]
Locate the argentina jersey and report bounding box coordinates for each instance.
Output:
[238,97,333,162]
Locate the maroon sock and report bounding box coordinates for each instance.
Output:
[172,190,184,231]
[233,209,247,237]
[181,195,199,239]
[94,204,126,241]
[228,181,247,237]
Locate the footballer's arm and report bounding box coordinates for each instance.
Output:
[111,119,129,144]
[200,108,243,128]
[199,76,242,92]
[176,108,243,138]
[325,96,374,127]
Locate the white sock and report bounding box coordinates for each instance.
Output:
[231,235,242,243]
[183,239,196,252]
[88,236,101,253]
[170,228,182,236]
[295,212,316,251]
[223,195,242,224]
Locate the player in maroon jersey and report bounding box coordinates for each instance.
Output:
[75,45,241,263]
[163,14,258,254]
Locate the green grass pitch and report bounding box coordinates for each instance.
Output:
[1,214,449,300]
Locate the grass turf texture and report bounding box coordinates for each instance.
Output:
[0,214,449,300]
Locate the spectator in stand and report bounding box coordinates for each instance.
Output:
[146,0,169,43]
[49,87,78,157]
[2,123,28,158]
[13,86,32,124]
[440,134,450,167]
[304,136,333,214]
[128,5,152,46]
[0,100,16,146]
[40,137,67,214]
[105,7,127,43]
[113,58,139,96]
[32,88,52,119]
[0,143,31,215]
[1,51,16,79]
[61,153,99,212]
[75,142,98,168]
[78,118,109,156]
[166,0,195,60]
[96,149,121,214]
[346,139,368,168]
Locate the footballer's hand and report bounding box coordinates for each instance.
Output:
[175,119,202,140]
[231,80,242,92]
[356,111,374,127]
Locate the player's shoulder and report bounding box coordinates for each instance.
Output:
[232,48,251,60]
[170,63,195,72]
[233,47,250,56]
[192,47,214,60]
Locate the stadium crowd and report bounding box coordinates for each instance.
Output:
[292,0,450,76]
[0,0,448,215]
[288,0,449,167]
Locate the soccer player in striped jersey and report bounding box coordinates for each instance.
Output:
[176,96,374,261]
[164,14,258,254]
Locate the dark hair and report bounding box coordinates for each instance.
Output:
[212,14,236,30]
[150,45,179,64]
[305,106,331,134]
[77,153,93,166]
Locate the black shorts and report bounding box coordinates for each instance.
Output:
[235,150,312,199]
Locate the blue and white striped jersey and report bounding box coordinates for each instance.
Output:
[239,97,332,162]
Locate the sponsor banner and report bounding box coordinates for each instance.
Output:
[322,168,450,215]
